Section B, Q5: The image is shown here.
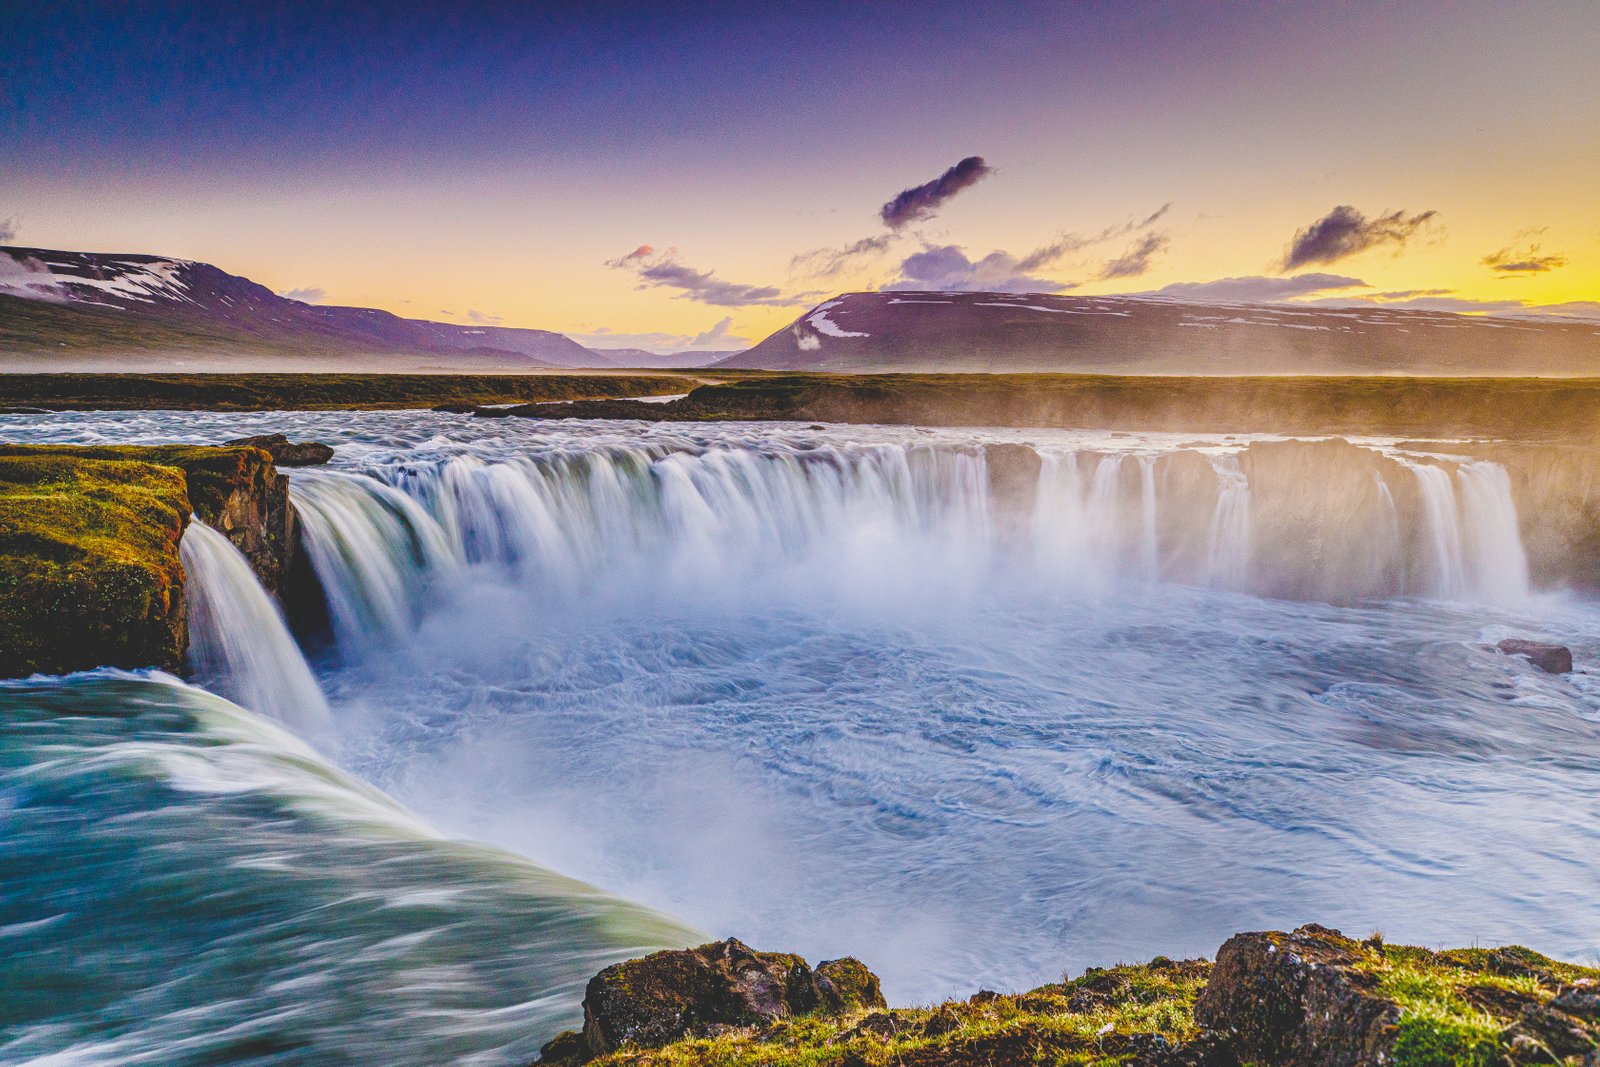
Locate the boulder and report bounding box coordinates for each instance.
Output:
[543,938,885,1062]
[224,433,335,467]
[1193,925,1400,1065]
[1496,638,1573,674]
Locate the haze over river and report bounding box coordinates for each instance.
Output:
[3,409,1598,1064]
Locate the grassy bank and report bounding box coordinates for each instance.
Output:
[557,928,1600,1066]
[525,373,1600,441]
[0,372,705,411]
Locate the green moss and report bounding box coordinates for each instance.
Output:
[1391,1017,1499,1067]
[0,452,191,675]
[580,959,1210,1067]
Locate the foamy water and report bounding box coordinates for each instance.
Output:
[3,408,1599,1060]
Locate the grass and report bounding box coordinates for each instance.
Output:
[575,958,1211,1067]
[0,372,706,410]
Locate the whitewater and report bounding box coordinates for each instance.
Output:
[3,408,1599,1064]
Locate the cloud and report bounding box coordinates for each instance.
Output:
[1482,240,1567,274]
[1374,288,1452,299]
[880,156,993,230]
[1282,205,1437,270]
[690,316,739,347]
[884,244,1076,294]
[1145,273,1368,303]
[466,309,503,325]
[0,216,16,244]
[567,317,752,353]
[1309,294,1600,321]
[1097,232,1170,280]
[1136,203,1172,228]
[790,234,898,278]
[279,286,326,304]
[608,245,807,306]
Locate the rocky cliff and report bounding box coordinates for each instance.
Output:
[0,442,322,676]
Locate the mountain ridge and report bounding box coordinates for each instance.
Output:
[0,245,600,370]
[718,290,1600,375]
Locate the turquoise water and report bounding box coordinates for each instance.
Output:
[3,409,1600,1062]
[0,673,695,1064]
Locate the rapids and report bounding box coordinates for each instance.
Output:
[3,408,1600,1057]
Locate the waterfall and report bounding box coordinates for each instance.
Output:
[1205,457,1252,589]
[180,521,331,731]
[285,437,1537,655]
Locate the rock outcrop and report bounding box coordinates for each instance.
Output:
[0,443,320,677]
[540,938,885,1063]
[541,926,1600,1066]
[224,433,335,467]
[0,451,191,676]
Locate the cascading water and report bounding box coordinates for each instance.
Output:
[3,408,1597,1021]
[180,519,331,731]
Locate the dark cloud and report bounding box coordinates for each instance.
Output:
[879,156,993,230]
[1146,273,1368,303]
[884,244,1076,294]
[1281,205,1437,270]
[790,234,897,278]
[1482,241,1567,274]
[466,309,503,324]
[279,286,326,304]
[608,245,807,307]
[0,217,16,244]
[1097,232,1170,280]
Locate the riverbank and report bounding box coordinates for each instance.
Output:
[0,372,708,410]
[542,926,1600,1066]
[508,373,1600,441]
[10,372,1600,440]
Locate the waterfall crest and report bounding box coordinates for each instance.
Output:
[181,520,331,731]
[285,436,1536,659]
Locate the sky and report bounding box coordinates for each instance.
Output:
[3,1,1597,351]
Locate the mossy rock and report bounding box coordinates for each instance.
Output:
[0,453,191,675]
[0,443,309,677]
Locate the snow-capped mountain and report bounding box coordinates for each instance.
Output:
[719,291,1600,375]
[0,246,597,368]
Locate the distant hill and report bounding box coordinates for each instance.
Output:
[717,291,1600,375]
[585,347,739,369]
[0,246,598,370]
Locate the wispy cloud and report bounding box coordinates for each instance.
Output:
[1145,273,1368,303]
[568,316,752,353]
[1282,205,1437,270]
[1097,232,1170,280]
[608,245,809,307]
[1482,238,1567,274]
[790,234,898,279]
[880,156,993,230]
[0,216,17,244]
[279,286,326,304]
[1310,293,1600,321]
[466,309,503,325]
[884,244,1077,294]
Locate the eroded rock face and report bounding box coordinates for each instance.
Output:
[543,938,885,1062]
[1193,925,1400,1066]
[223,433,335,467]
[1497,638,1574,674]
[984,442,1042,526]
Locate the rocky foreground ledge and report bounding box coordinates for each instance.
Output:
[0,438,329,676]
[537,926,1599,1066]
